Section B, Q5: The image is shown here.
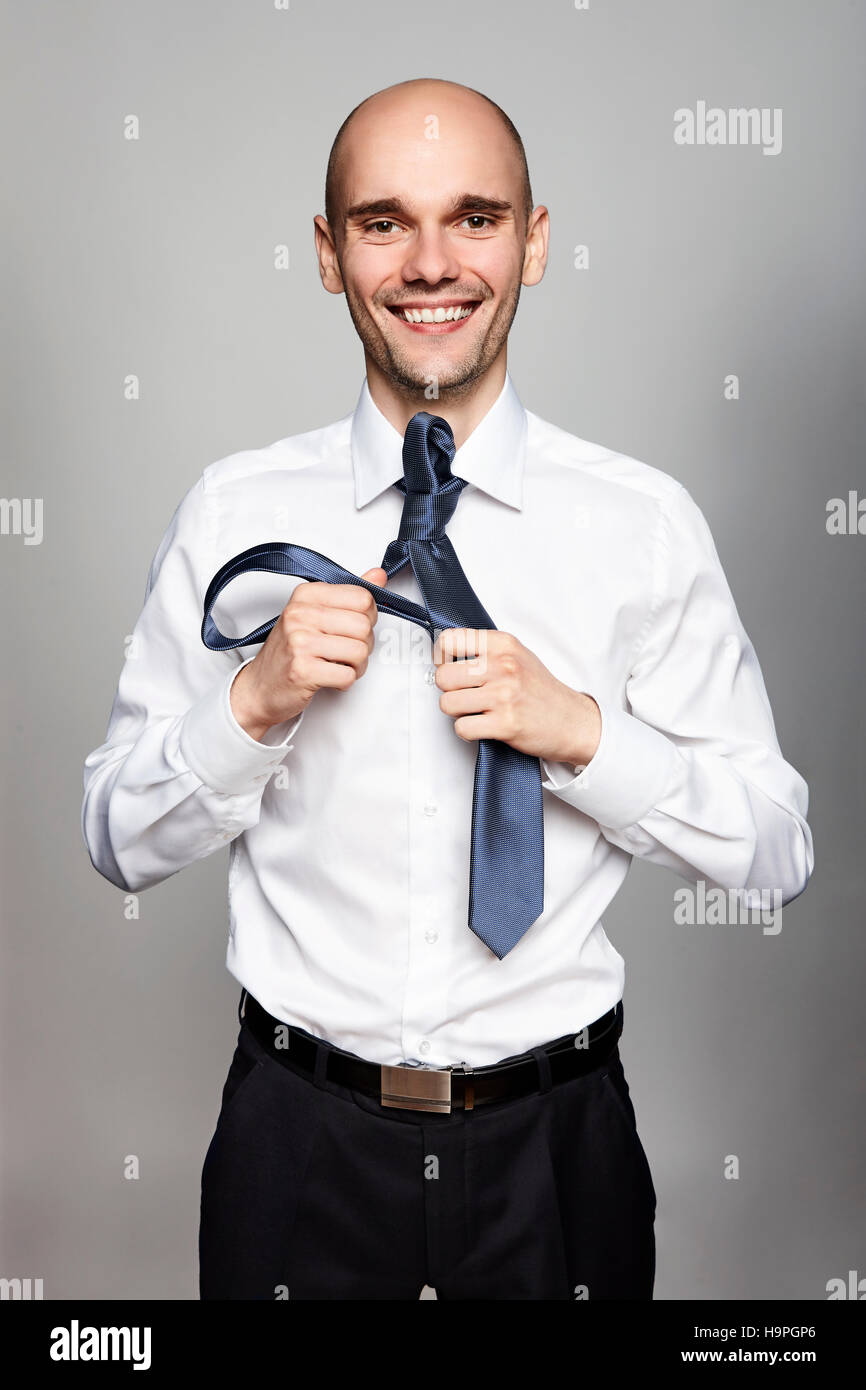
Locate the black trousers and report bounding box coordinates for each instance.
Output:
[199,999,656,1300]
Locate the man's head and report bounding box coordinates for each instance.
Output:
[314,78,548,402]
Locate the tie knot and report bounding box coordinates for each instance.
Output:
[396,412,467,542]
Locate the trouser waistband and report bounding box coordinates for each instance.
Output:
[239,989,624,1115]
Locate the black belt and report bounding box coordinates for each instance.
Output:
[240,990,623,1115]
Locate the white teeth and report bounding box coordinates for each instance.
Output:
[400,304,475,324]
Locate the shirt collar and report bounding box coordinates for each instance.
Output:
[351,370,527,511]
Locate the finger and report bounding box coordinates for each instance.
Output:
[434,627,485,664]
[306,605,378,643]
[435,630,495,680]
[361,566,388,587]
[303,634,371,671]
[435,651,488,690]
[439,686,491,717]
[299,580,379,616]
[303,656,362,691]
[452,712,502,742]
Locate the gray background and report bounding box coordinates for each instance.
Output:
[2,0,863,1299]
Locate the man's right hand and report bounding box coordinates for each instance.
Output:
[229,567,387,742]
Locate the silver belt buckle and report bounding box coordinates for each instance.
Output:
[380,1063,452,1114]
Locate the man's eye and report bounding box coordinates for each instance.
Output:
[366,220,399,235]
[461,215,494,230]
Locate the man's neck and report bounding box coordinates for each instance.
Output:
[364,354,508,449]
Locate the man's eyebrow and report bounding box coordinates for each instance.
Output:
[448,194,514,215]
[344,197,409,222]
[343,193,515,223]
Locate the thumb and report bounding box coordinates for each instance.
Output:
[361,566,388,587]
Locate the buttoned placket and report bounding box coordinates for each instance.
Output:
[400,622,452,1065]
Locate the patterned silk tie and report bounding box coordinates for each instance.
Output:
[200,411,545,958]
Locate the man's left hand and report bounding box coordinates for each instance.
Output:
[433,628,601,768]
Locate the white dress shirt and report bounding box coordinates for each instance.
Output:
[81,372,814,1066]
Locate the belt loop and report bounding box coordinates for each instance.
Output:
[312,1040,329,1090]
[530,1046,553,1094]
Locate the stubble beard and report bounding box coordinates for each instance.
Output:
[340,275,523,403]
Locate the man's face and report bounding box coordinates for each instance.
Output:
[320,92,537,397]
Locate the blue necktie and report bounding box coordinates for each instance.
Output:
[200,411,545,959]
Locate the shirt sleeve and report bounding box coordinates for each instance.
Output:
[540,481,814,904]
[81,475,304,893]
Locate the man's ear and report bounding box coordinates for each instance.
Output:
[522,205,550,289]
[314,214,345,294]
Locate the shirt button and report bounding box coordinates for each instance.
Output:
[425,666,437,686]
[425,929,439,945]
[423,801,437,817]
[419,1040,431,1055]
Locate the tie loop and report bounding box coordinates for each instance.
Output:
[388,411,468,545]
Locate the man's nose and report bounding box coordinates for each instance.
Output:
[400,227,461,286]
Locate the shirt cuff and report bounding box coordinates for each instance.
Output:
[540,694,680,830]
[179,657,304,794]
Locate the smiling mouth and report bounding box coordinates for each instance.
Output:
[385,301,481,333]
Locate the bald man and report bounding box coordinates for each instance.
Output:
[82,78,813,1301]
